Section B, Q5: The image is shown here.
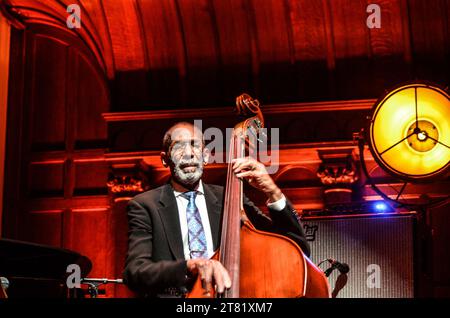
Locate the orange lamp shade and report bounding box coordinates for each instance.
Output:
[369,83,450,181]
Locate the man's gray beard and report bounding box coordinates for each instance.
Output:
[172,161,203,186]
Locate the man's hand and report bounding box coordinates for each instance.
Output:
[187,259,231,295]
[232,157,283,202]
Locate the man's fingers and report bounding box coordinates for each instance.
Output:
[212,262,225,293]
[232,158,246,171]
[220,265,232,289]
[232,157,258,171]
[194,260,232,295]
[196,261,209,292]
[202,261,213,294]
[213,262,231,294]
[235,170,254,179]
[234,161,253,173]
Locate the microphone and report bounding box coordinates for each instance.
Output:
[324,259,350,277]
[0,277,9,298]
[0,277,9,290]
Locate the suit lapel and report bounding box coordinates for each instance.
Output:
[203,183,223,250]
[158,184,185,260]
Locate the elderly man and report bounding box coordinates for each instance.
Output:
[123,122,309,297]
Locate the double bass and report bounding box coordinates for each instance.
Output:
[188,94,330,298]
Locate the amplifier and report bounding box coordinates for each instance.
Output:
[302,213,416,298]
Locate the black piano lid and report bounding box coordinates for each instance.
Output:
[0,238,92,279]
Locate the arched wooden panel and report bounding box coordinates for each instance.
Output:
[30,34,68,149]
[74,53,109,148]
[4,23,115,296]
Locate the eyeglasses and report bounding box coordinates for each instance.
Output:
[170,140,203,155]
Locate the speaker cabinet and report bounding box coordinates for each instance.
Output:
[302,213,416,298]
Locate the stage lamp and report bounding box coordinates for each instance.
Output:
[372,201,389,213]
[368,83,450,182]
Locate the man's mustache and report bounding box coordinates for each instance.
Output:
[177,160,201,169]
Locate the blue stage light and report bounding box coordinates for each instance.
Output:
[373,201,388,213]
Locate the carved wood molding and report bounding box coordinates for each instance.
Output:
[102,99,375,122]
[316,148,359,186]
[107,162,149,197]
[107,176,144,194]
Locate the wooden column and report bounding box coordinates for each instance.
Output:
[0,14,11,237]
[106,161,148,297]
[316,147,359,205]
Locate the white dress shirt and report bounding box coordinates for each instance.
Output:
[173,180,286,260]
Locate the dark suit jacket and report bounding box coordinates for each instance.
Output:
[123,182,310,296]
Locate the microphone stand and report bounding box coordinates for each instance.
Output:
[324,264,337,277]
[80,278,124,298]
[318,259,338,277]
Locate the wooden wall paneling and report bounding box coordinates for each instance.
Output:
[267,109,370,143]
[24,196,111,213]
[329,0,369,59]
[28,161,65,197]
[22,210,63,247]
[5,0,450,110]
[67,208,113,297]
[78,0,115,75]
[0,13,11,236]
[31,34,67,150]
[8,0,111,74]
[251,0,291,64]
[101,0,146,71]
[429,202,450,296]
[2,27,25,239]
[274,165,321,186]
[106,160,147,297]
[104,100,375,152]
[137,0,186,107]
[408,0,450,82]
[288,0,332,100]
[102,0,150,111]
[176,0,221,107]
[251,0,294,103]
[13,28,43,240]
[212,0,253,102]
[58,0,113,77]
[74,160,109,196]
[74,53,108,148]
[282,187,325,210]
[13,3,104,75]
[3,23,115,297]
[110,197,136,297]
[368,0,413,90]
[368,0,406,57]
[328,0,373,99]
[139,126,165,151]
[446,1,450,57]
[110,128,140,152]
[290,0,329,61]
